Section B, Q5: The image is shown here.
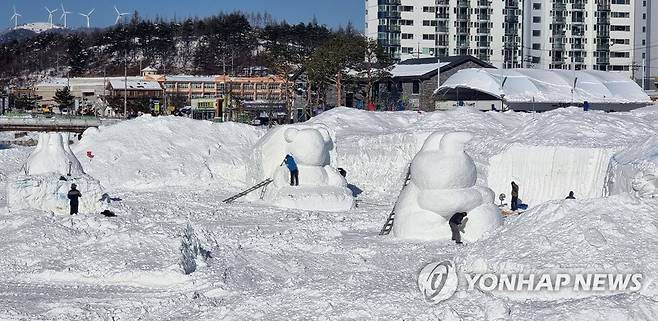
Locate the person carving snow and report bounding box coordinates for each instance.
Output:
[67,183,82,215]
[510,181,519,211]
[449,212,468,244]
[283,154,299,186]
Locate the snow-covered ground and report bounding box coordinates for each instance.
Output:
[1,106,657,320]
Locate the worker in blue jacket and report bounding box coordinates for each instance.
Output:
[283,154,299,186]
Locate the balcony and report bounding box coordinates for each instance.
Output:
[477,0,491,7]
[436,0,449,5]
[436,26,449,33]
[378,11,401,19]
[476,27,490,34]
[437,13,449,19]
[477,41,491,47]
[572,43,585,50]
[572,56,585,63]
[378,25,401,33]
[457,0,469,7]
[377,0,401,4]
[456,41,469,48]
[552,42,565,50]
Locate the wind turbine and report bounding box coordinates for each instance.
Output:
[114,6,129,25]
[10,6,21,30]
[79,8,95,28]
[60,4,72,29]
[45,7,58,27]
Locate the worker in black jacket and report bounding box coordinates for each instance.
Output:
[449,212,468,244]
[67,184,82,215]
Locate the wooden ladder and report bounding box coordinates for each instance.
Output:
[379,166,412,235]
[223,179,274,204]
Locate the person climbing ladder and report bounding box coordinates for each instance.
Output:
[283,154,299,186]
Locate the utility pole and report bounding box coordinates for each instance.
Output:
[642,57,646,90]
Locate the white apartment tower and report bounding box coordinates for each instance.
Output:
[365,0,524,68]
[366,0,656,83]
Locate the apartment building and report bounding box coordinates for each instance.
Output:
[366,0,656,85]
[365,0,524,68]
[633,0,657,89]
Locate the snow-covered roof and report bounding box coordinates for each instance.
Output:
[141,66,158,72]
[436,68,652,104]
[108,80,163,91]
[35,77,142,88]
[390,61,449,78]
[165,75,216,82]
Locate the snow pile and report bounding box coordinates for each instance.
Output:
[248,125,354,212]
[392,132,502,241]
[460,194,658,302]
[74,115,263,190]
[7,133,104,215]
[607,136,658,198]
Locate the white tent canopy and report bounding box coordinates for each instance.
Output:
[435,68,651,104]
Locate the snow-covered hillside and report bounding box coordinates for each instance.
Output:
[0,106,657,320]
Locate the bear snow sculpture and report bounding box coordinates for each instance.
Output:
[391,131,502,241]
[249,125,354,212]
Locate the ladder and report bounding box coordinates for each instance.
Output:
[379,165,412,236]
[223,179,273,204]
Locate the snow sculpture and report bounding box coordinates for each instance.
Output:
[392,131,502,241]
[8,132,104,215]
[249,125,354,212]
[26,133,84,176]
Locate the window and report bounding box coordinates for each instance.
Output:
[532,30,541,36]
[422,6,436,13]
[532,43,541,50]
[532,16,541,23]
[533,3,541,10]
[399,19,414,26]
[423,34,436,40]
[423,20,438,26]
[412,81,420,94]
[611,0,630,4]
[401,33,414,39]
[400,6,413,12]
[610,12,630,18]
[610,25,630,31]
[611,51,630,58]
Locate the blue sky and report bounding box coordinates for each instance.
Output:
[2,0,364,31]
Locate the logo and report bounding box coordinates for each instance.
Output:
[417,260,458,304]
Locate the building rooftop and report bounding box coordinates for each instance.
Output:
[108,80,163,91]
[436,68,652,104]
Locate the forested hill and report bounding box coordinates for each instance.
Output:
[0,11,382,89]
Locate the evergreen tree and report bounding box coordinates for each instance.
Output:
[54,87,75,110]
[67,35,88,77]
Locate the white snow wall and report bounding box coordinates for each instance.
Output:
[487,144,615,206]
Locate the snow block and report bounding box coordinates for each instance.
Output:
[249,125,354,212]
[7,173,104,215]
[392,132,502,241]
